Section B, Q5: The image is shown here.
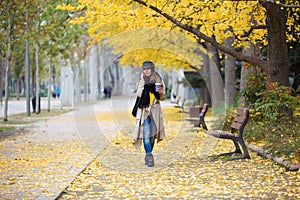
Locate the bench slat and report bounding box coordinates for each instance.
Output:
[233,116,245,122]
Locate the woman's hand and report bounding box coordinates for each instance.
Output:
[157,86,164,94]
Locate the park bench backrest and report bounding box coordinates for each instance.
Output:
[230,108,249,134]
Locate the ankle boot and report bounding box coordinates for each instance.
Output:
[145,154,150,165]
[147,153,154,167]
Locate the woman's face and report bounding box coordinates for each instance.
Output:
[143,68,152,77]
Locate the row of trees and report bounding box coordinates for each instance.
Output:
[0,0,86,121]
[58,0,300,111]
[1,0,299,121]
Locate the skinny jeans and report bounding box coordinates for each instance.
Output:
[143,116,154,154]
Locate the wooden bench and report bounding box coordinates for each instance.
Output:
[185,103,208,130]
[206,107,250,160]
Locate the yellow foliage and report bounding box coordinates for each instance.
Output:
[57,0,298,68]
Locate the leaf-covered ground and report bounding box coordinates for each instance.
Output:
[58,107,300,199]
[0,101,299,199]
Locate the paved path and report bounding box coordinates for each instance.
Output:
[0,96,299,199]
[0,95,142,199]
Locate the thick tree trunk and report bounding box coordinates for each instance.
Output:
[206,44,224,110]
[240,42,261,105]
[224,36,236,109]
[265,1,289,86]
[89,43,100,100]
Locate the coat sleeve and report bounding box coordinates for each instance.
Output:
[136,79,145,98]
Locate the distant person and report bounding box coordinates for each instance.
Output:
[56,87,61,99]
[104,85,112,98]
[31,95,41,113]
[132,61,166,167]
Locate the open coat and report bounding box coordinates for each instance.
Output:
[133,78,166,149]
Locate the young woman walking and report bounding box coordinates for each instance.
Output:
[132,61,166,167]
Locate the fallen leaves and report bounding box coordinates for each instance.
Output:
[0,136,91,199]
[1,105,299,199]
[58,109,300,199]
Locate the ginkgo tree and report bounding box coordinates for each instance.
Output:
[64,0,300,79]
[58,0,300,107]
[0,0,86,120]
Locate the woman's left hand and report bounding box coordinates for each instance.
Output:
[157,86,164,94]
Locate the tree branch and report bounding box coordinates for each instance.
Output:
[259,0,300,8]
[133,0,267,71]
[241,25,267,38]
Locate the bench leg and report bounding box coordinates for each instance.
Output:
[198,117,208,130]
[238,137,250,159]
[226,138,250,161]
[232,139,242,154]
[200,120,208,130]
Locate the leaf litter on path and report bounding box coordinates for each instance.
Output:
[59,108,300,199]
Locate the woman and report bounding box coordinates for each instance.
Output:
[132,61,166,167]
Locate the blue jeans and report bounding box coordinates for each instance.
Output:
[143,116,152,154]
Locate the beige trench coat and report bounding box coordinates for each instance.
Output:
[133,79,166,149]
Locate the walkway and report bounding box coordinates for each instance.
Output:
[0,96,299,199]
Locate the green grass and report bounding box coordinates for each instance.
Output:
[0,126,14,132]
[244,114,300,164]
[1,109,71,124]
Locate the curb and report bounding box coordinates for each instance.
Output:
[248,143,300,172]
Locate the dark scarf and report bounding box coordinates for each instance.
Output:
[131,71,163,117]
[139,71,162,107]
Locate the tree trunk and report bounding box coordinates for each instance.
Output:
[224,36,236,109]
[47,52,52,112]
[35,42,40,114]
[25,9,30,116]
[89,43,100,100]
[83,56,88,101]
[206,44,224,111]
[264,1,289,86]
[4,4,12,121]
[15,78,20,100]
[0,62,2,105]
[201,51,211,106]
[74,63,81,104]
